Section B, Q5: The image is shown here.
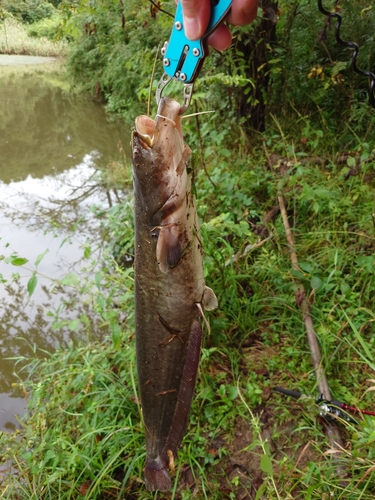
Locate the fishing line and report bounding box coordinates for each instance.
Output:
[318,0,375,107]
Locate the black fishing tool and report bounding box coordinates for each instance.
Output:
[273,386,375,425]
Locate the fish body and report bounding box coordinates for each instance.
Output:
[132,97,217,491]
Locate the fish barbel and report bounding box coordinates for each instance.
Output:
[132,97,217,491]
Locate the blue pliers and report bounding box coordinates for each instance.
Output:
[156,0,232,113]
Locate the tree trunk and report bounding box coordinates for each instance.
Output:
[234,1,278,132]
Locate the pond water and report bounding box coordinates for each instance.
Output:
[0,58,130,431]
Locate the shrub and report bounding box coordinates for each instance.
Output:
[27,13,61,39]
[2,0,56,24]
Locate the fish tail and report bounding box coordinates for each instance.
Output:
[144,457,171,492]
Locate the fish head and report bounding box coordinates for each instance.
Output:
[132,97,185,213]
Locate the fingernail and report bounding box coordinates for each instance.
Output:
[183,16,200,40]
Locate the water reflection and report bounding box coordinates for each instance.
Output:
[0,69,129,181]
[0,64,129,431]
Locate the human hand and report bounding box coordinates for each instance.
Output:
[180,0,258,50]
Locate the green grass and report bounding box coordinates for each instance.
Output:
[1,121,375,498]
[0,18,66,57]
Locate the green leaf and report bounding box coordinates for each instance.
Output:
[95,271,103,289]
[60,273,80,286]
[34,249,49,268]
[111,323,121,349]
[291,269,305,280]
[11,257,28,266]
[45,471,63,484]
[44,449,56,462]
[228,386,238,400]
[260,454,273,475]
[299,261,314,273]
[83,246,91,259]
[310,276,323,289]
[255,482,267,500]
[199,386,215,400]
[68,319,80,332]
[347,156,356,167]
[204,406,215,420]
[340,281,350,295]
[27,275,38,296]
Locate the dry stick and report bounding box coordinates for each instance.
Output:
[277,195,345,460]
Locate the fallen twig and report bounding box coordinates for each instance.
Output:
[277,194,345,467]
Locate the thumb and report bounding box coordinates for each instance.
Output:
[180,0,210,40]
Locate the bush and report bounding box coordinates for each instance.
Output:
[2,0,56,24]
[27,13,61,39]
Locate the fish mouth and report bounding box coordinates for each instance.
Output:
[134,97,182,148]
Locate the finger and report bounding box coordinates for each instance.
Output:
[227,0,258,26]
[180,0,211,40]
[207,24,232,51]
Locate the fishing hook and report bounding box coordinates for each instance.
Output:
[317,0,375,107]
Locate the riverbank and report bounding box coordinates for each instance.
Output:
[0,18,66,57]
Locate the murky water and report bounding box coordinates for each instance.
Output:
[0,59,130,431]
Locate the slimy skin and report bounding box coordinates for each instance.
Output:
[132,97,217,491]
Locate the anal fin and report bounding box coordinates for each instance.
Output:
[162,320,202,458]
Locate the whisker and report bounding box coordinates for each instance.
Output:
[155,114,176,127]
[182,110,215,119]
[148,43,160,117]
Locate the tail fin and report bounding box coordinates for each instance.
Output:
[144,457,171,492]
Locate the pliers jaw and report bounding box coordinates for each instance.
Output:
[156,0,232,114]
[156,75,193,115]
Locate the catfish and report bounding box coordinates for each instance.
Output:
[131,97,217,491]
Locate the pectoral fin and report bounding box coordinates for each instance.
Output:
[202,286,218,311]
[156,226,182,273]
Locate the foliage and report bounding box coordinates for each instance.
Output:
[272,0,375,145]
[1,0,56,24]
[58,0,375,146]
[1,338,144,499]
[0,17,66,56]
[27,13,62,40]
[57,0,170,122]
